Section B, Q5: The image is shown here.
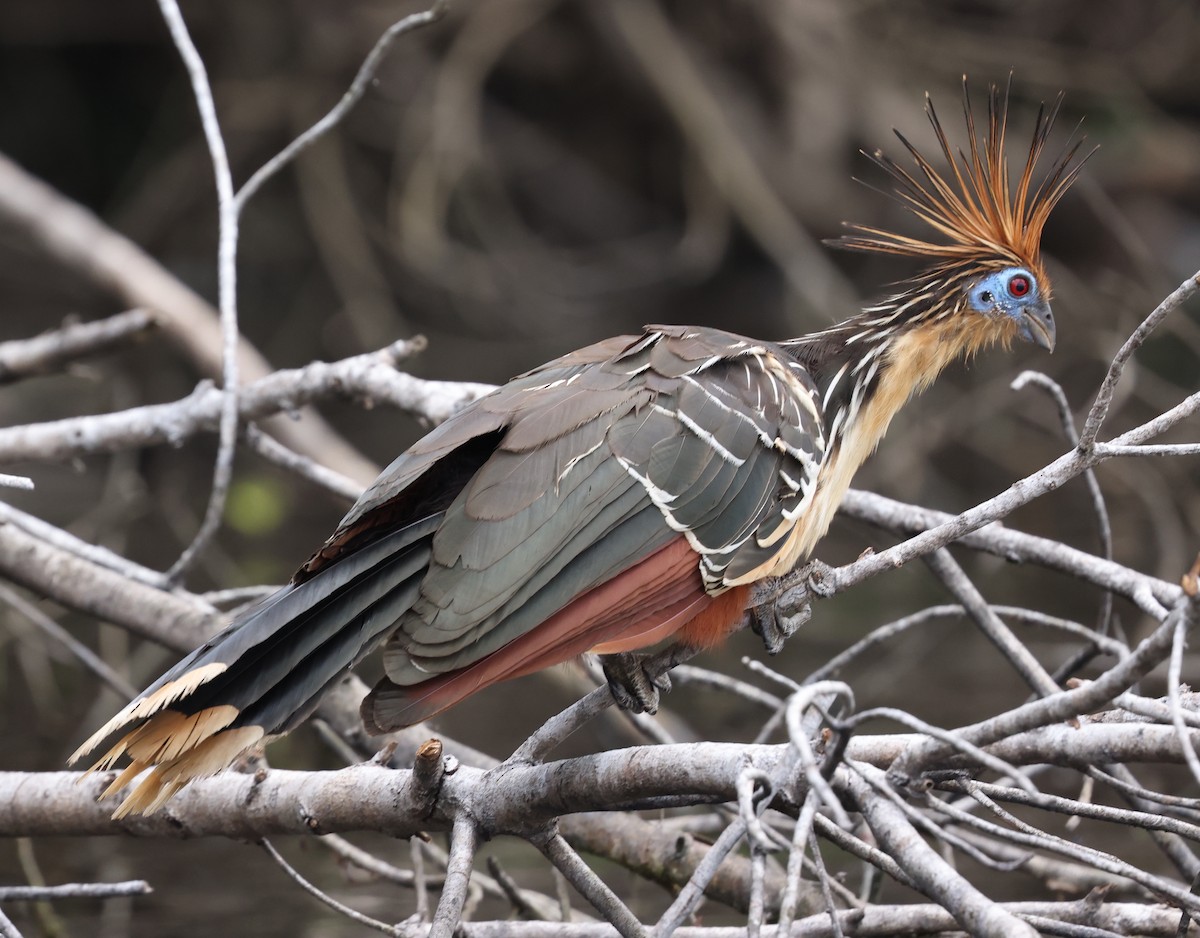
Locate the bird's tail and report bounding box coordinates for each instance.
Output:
[69,515,439,816]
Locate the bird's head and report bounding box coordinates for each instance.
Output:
[835,77,1090,356]
[964,264,1055,352]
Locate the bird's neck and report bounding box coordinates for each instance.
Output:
[785,272,1013,451]
[779,304,1006,553]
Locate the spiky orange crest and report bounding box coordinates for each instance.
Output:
[839,78,1089,274]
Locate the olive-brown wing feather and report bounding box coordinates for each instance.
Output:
[377,327,828,697]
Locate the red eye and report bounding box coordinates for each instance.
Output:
[1008,274,1031,298]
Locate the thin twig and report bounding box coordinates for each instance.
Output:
[1114,691,1200,732]
[0,501,174,591]
[775,789,819,934]
[805,603,1127,685]
[655,817,748,938]
[261,838,404,936]
[242,424,364,503]
[672,665,784,710]
[0,882,151,901]
[412,836,430,922]
[151,0,453,583]
[235,1,450,208]
[1014,370,1115,640]
[747,847,765,938]
[536,834,646,938]
[936,778,1200,845]
[1018,913,1129,938]
[735,767,778,854]
[858,770,1033,873]
[794,352,1200,610]
[1108,390,1200,449]
[947,786,1200,913]
[1096,442,1200,456]
[840,765,1039,938]
[1100,764,1200,881]
[784,682,855,826]
[838,488,1178,615]
[0,309,155,383]
[324,832,568,922]
[924,548,1060,697]
[839,706,1036,795]
[319,832,424,887]
[154,0,241,585]
[1079,268,1200,448]
[886,585,1200,787]
[808,834,847,938]
[741,658,801,695]
[811,813,917,892]
[0,152,378,484]
[0,582,139,699]
[486,856,548,921]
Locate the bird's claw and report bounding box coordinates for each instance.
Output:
[601,650,676,714]
[749,570,814,655]
[751,604,811,655]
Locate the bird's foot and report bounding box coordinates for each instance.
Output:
[748,566,816,655]
[600,645,689,714]
[750,603,810,655]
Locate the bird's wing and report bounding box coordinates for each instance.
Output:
[367,325,827,728]
[67,336,637,765]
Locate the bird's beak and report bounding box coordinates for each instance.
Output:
[1020,301,1056,353]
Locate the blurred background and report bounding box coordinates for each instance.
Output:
[0,0,1198,934]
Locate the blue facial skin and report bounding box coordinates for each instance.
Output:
[967,266,1056,351]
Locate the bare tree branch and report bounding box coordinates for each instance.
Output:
[0,882,151,901]
[3,5,1199,934]
[153,0,242,582]
[1080,271,1200,448]
[0,310,155,383]
[839,489,1179,614]
[235,1,450,208]
[0,338,494,465]
[537,834,647,938]
[841,764,1039,938]
[261,838,406,936]
[0,152,378,484]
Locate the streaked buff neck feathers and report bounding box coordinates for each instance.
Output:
[799,312,1017,563]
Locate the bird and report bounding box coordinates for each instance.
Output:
[72,81,1085,815]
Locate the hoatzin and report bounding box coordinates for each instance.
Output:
[73,83,1084,815]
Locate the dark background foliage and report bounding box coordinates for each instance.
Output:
[0,0,1198,934]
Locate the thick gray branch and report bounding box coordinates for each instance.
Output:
[0,521,216,648]
[7,724,1200,840]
